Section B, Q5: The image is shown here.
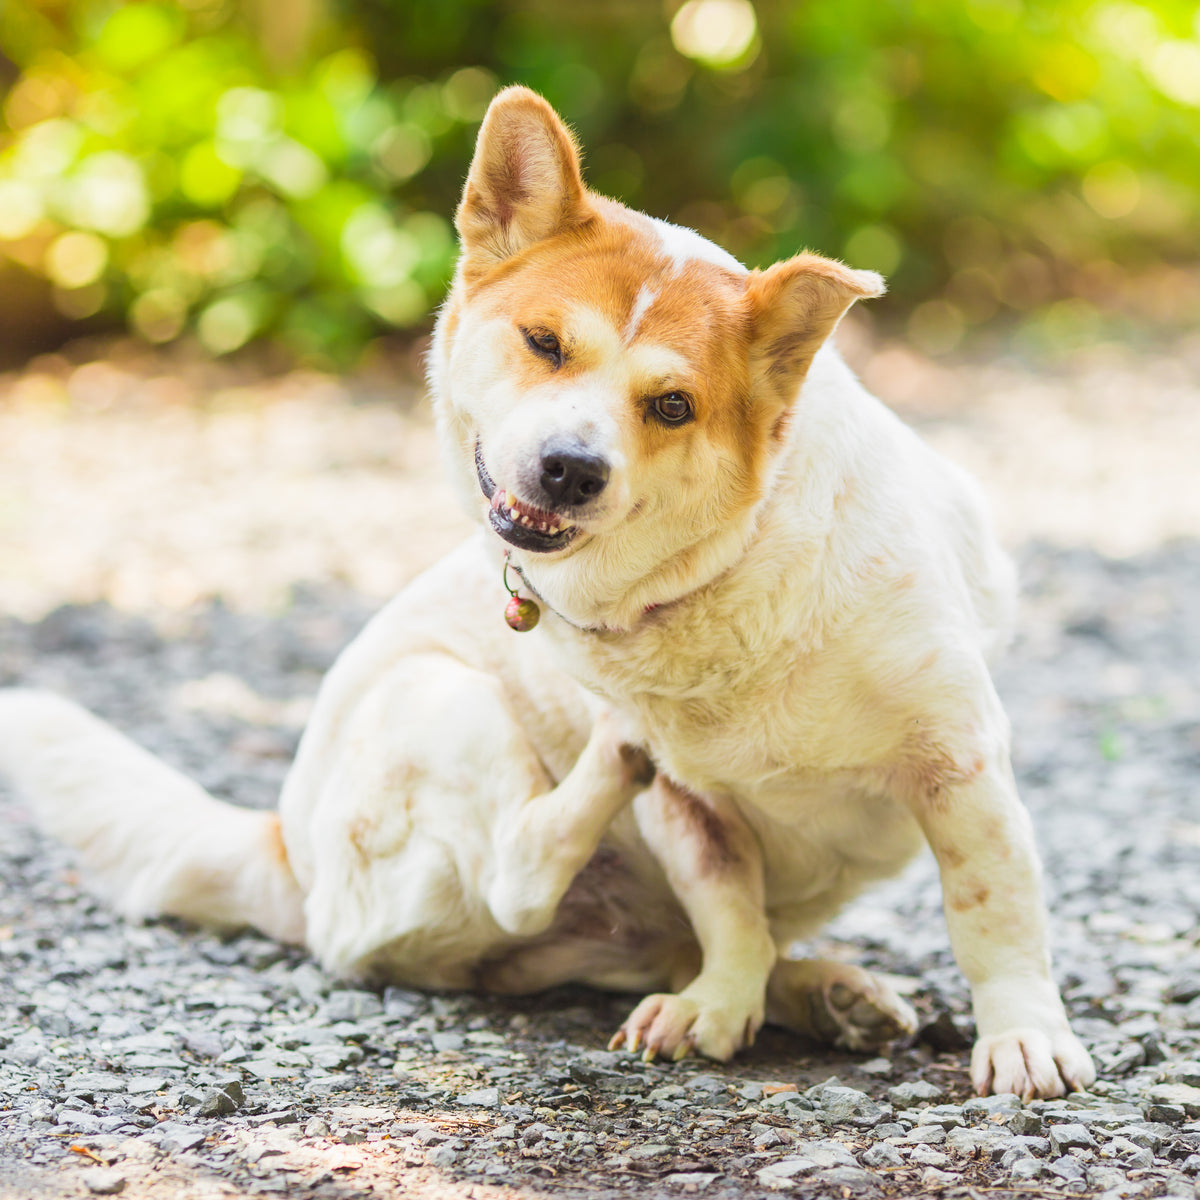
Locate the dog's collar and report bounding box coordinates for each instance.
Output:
[501,555,662,636]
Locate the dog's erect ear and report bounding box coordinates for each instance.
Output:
[456,87,591,279]
[745,254,885,409]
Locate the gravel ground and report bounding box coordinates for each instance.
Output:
[1,341,1199,1199]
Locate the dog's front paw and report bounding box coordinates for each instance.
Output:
[971,1027,1095,1099]
[608,990,760,1063]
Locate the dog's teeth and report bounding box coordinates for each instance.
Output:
[506,492,516,507]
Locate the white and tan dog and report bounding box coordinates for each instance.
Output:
[0,88,1093,1099]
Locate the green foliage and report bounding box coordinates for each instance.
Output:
[1,0,1197,362]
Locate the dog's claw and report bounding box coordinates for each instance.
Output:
[641,1045,657,1064]
[672,1038,692,1062]
[628,1029,643,1054]
[607,1029,626,1052]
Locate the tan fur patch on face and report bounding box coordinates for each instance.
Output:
[459,199,776,524]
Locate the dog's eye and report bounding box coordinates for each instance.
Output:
[652,392,693,424]
[524,328,563,366]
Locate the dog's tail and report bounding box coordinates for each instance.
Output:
[0,688,306,944]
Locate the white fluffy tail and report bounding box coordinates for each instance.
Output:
[0,688,305,944]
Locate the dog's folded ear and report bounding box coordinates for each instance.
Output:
[456,87,593,280]
[744,254,885,410]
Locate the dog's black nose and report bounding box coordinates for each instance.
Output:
[539,443,609,508]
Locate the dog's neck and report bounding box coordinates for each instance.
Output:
[507,511,763,637]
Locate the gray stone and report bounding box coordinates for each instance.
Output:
[755,1158,816,1188]
[814,1166,881,1194]
[902,1124,946,1144]
[1150,1084,1200,1117]
[627,1143,672,1159]
[960,1091,1021,1114]
[860,1142,903,1169]
[1148,1103,1188,1124]
[1161,1062,1200,1088]
[664,1173,718,1190]
[427,1144,457,1168]
[908,1144,950,1168]
[791,1139,857,1168]
[1049,1122,1097,1152]
[1008,1110,1043,1134]
[195,1087,237,1117]
[1009,1158,1046,1181]
[886,1080,943,1107]
[82,1170,126,1195]
[819,1086,886,1127]
[322,990,383,1022]
[1049,1154,1087,1183]
[456,1087,499,1109]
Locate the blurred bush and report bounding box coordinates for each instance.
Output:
[1,0,1197,364]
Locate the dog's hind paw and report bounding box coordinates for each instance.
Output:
[766,960,918,1052]
[609,990,760,1063]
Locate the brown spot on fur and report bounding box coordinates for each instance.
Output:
[264,812,289,866]
[619,743,656,787]
[658,777,739,873]
[347,815,375,867]
[949,881,991,912]
[939,844,967,870]
[903,735,990,805]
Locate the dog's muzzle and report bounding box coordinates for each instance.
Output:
[475,441,582,554]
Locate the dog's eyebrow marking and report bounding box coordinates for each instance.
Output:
[648,216,746,275]
[623,285,658,344]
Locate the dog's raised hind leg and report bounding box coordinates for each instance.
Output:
[485,711,654,937]
[610,778,776,1062]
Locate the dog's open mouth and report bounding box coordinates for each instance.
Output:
[475,442,579,554]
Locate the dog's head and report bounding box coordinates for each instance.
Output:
[430,87,883,630]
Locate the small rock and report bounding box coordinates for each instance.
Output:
[792,1139,857,1168]
[83,1170,126,1196]
[182,1031,223,1060]
[961,1092,1021,1115]
[456,1088,499,1109]
[382,987,424,1018]
[1008,1110,1043,1135]
[908,1144,950,1168]
[902,1124,947,1145]
[426,1144,457,1168]
[886,1080,943,1107]
[1107,1136,1154,1169]
[1048,1122,1096,1152]
[921,1167,956,1188]
[305,1117,330,1137]
[861,1142,903,1169]
[755,1157,816,1188]
[1048,1154,1087,1183]
[194,1088,237,1118]
[627,1143,672,1159]
[1150,1084,1200,1117]
[1146,1103,1187,1125]
[664,1172,718,1190]
[322,989,382,1022]
[819,1086,886,1127]
[1009,1158,1046,1181]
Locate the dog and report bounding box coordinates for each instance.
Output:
[0,87,1093,1099]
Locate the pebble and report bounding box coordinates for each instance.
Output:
[83,1170,127,1195]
